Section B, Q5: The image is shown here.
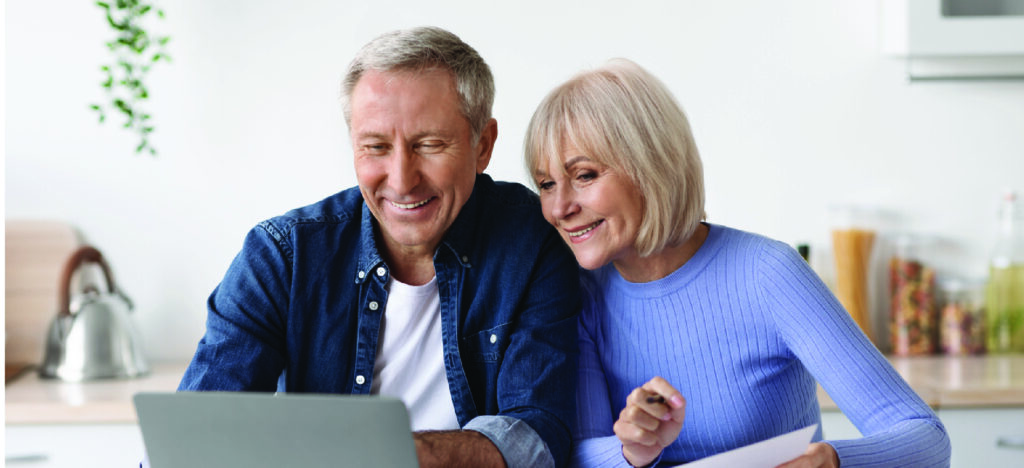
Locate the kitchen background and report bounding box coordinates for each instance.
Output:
[6,0,1024,363]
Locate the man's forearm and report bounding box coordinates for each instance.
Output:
[413,430,507,468]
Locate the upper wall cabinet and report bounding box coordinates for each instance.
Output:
[881,0,1024,80]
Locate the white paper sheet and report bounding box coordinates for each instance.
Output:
[667,424,818,468]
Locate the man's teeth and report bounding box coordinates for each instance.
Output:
[568,222,600,237]
[391,199,430,209]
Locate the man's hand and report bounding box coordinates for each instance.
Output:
[775,442,839,468]
[613,376,686,467]
[414,430,507,468]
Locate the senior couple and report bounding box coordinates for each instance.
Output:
[179,27,950,467]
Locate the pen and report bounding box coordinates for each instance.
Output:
[646,395,666,404]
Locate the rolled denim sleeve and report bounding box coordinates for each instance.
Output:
[465,415,554,468]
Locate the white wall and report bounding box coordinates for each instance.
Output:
[6,1,1024,361]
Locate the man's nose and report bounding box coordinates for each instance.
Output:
[387,145,419,194]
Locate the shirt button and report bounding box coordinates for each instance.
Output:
[368,301,379,311]
[490,334,497,344]
[376,266,386,277]
[357,270,365,279]
[461,255,469,263]
[355,375,365,385]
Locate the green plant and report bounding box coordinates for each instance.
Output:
[90,0,171,155]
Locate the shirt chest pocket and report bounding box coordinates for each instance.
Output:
[461,323,511,363]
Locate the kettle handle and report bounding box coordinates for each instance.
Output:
[58,245,119,318]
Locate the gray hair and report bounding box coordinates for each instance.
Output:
[525,58,705,257]
[341,26,495,143]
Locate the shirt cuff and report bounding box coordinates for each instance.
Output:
[464,415,554,468]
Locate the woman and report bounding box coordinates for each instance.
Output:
[524,59,950,467]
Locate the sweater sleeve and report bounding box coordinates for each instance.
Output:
[570,297,637,468]
[756,240,951,467]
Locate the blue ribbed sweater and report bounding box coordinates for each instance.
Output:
[572,224,950,467]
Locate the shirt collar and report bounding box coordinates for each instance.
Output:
[354,174,491,283]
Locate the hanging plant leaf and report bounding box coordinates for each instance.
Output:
[92,0,170,156]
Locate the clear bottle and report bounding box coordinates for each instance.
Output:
[985,190,1024,353]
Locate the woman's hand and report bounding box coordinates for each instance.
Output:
[613,376,686,467]
[775,442,839,468]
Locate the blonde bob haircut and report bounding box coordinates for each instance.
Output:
[524,58,705,258]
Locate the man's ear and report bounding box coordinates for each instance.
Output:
[475,118,498,174]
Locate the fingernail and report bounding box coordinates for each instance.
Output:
[670,395,684,408]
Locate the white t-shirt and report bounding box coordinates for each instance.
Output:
[370,276,460,432]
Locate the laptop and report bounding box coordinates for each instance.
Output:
[134,391,419,468]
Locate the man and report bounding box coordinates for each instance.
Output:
[177,27,580,468]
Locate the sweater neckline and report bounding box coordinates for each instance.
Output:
[605,223,726,298]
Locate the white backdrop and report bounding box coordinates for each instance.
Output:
[6,1,1024,361]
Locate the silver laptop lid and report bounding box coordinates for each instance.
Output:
[134,391,419,468]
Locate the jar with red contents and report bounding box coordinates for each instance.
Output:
[889,235,938,355]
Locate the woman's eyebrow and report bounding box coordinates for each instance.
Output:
[563,155,591,169]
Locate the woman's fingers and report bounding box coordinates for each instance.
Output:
[631,377,686,423]
[614,417,659,446]
[775,442,839,468]
[620,400,663,431]
[643,377,686,407]
[616,377,688,467]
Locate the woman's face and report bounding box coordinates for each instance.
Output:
[533,141,645,270]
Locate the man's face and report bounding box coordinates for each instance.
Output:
[350,68,494,261]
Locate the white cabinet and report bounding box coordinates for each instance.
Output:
[938,408,1024,468]
[821,408,1024,468]
[880,0,1024,80]
[5,424,146,468]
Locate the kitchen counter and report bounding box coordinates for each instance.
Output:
[6,356,1024,424]
[5,362,188,424]
[818,354,1024,410]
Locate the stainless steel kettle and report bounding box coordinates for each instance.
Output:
[39,246,149,381]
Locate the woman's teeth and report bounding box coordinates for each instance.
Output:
[568,221,601,237]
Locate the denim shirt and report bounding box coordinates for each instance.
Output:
[178,174,580,468]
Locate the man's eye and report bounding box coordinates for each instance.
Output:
[364,144,388,154]
[417,141,445,153]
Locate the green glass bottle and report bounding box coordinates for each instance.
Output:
[985,190,1024,353]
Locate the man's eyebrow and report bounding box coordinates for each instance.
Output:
[353,131,389,141]
[411,129,455,140]
[353,130,455,141]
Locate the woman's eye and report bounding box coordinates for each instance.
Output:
[576,170,597,182]
[538,180,555,191]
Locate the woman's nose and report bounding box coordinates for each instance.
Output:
[550,187,579,220]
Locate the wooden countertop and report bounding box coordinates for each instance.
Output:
[6,356,1024,424]
[5,362,187,424]
[818,354,1024,410]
